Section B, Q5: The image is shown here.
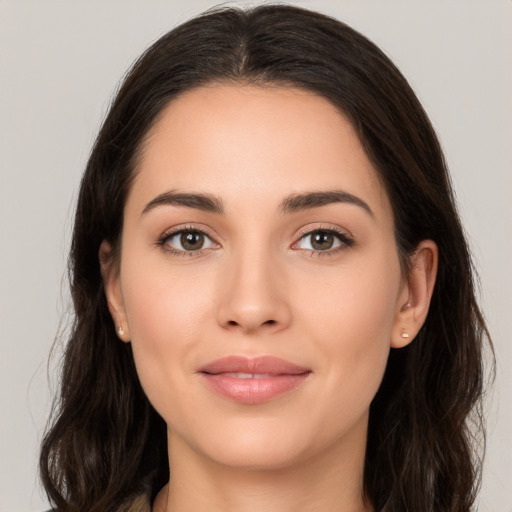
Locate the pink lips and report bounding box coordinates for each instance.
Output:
[199,356,311,404]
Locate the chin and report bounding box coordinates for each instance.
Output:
[172,416,315,471]
[204,438,308,471]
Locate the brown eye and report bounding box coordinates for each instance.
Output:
[180,231,205,250]
[294,229,352,253]
[162,229,217,253]
[310,231,334,250]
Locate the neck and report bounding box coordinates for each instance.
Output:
[154,425,372,512]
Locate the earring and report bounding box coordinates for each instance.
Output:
[401,329,410,339]
[117,326,125,337]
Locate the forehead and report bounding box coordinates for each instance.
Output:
[129,84,392,222]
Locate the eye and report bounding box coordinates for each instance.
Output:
[294,229,353,253]
[160,228,217,253]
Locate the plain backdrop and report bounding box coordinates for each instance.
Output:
[1,1,511,511]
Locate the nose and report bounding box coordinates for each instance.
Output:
[216,246,292,335]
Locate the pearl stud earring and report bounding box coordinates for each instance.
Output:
[401,329,410,339]
[117,326,125,337]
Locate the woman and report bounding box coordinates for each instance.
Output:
[39,5,491,512]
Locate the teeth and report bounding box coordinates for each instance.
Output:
[222,372,272,379]
[231,372,253,379]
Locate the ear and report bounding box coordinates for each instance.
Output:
[99,240,130,342]
[391,240,438,348]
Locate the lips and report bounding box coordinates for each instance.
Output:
[198,356,311,404]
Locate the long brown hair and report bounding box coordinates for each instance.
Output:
[40,5,492,511]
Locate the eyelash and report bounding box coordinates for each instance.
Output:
[294,226,354,257]
[156,225,217,257]
[156,225,354,257]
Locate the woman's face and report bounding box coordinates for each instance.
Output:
[105,84,415,471]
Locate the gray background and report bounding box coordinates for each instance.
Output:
[1,1,511,511]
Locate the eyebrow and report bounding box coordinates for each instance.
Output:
[142,190,224,216]
[278,190,374,217]
[141,189,373,218]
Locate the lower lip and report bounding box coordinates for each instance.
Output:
[200,373,311,404]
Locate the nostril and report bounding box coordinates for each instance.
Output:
[225,319,277,328]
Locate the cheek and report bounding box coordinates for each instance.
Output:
[122,257,214,343]
[301,254,400,340]
[297,252,401,397]
[119,257,216,406]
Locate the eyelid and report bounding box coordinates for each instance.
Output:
[291,225,354,253]
[156,224,220,255]
[155,223,353,256]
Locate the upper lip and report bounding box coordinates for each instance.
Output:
[199,355,310,375]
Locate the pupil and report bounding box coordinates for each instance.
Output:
[312,231,333,250]
[181,231,204,250]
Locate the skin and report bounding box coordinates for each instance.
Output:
[102,84,437,512]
